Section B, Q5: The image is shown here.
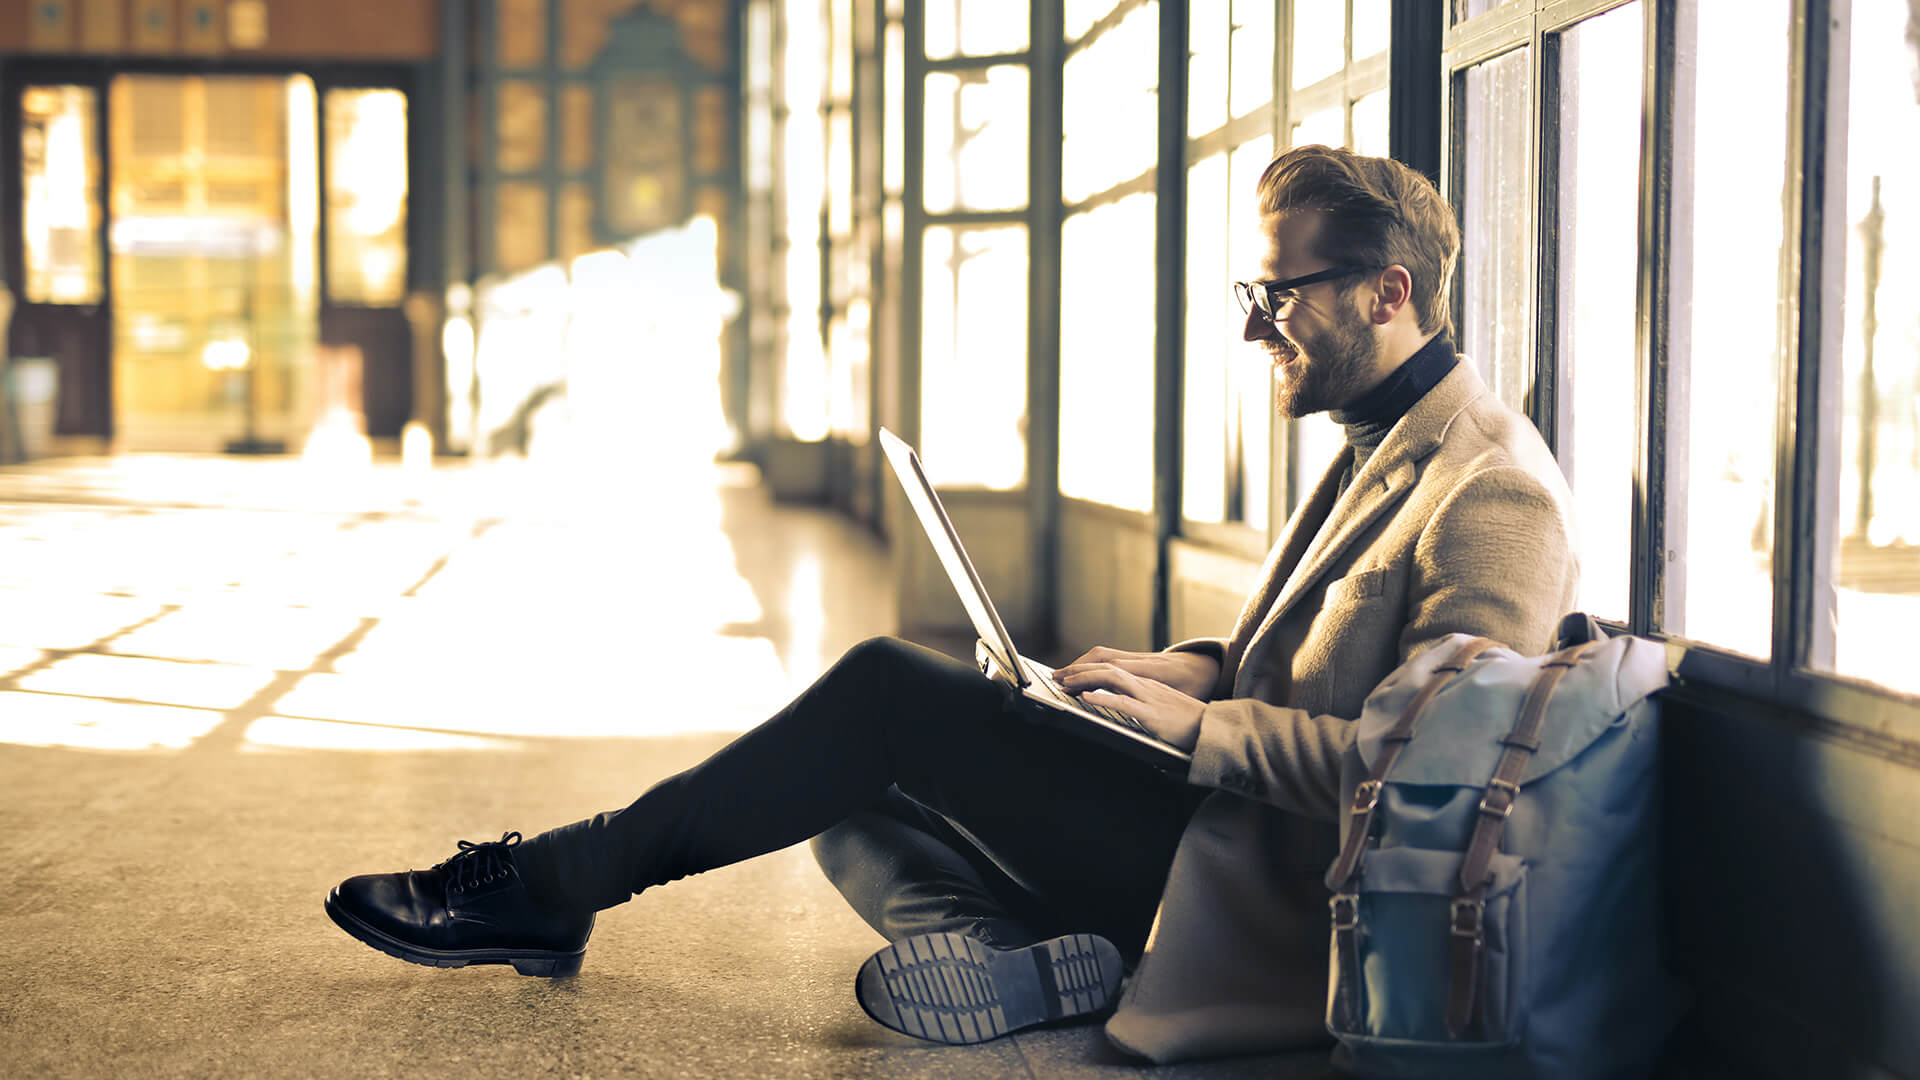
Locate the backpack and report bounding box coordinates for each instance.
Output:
[1323,614,1679,1078]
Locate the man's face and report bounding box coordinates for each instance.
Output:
[1243,211,1380,419]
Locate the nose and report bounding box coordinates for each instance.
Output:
[1243,305,1275,343]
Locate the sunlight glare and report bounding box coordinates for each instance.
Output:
[0,691,223,751]
[242,715,515,753]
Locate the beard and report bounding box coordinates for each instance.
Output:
[1270,297,1378,419]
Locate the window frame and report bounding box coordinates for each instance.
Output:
[1444,0,1920,735]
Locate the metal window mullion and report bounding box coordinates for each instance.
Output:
[1029,0,1065,653]
[925,50,1032,72]
[1152,0,1188,652]
[441,0,471,289]
[544,0,559,261]
[1524,16,1550,450]
[1388,0,1443,178]
[1773,0,1847,676]
[1629,0,1678,638]
[479,0,499,275]
[1273,3,1292,536]
[899,0,925,448]
[1657,0,1698,638]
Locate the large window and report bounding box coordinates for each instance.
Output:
[1829,0,1920,694]
[1058,0,1160,511]
[1553,2,1642,623]
[1445,0,1920,709]
[1183,0,1278,532]
[323,89,409,306]
[916,1,1031,484]
[1285,0,1392,507]
[1675,0,1791,658]
[20,85,102,305]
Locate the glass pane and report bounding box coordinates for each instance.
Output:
[498,0,547,69]
[884,22,905,194]
[1289,106,1343,149]
[924,66,1028,212]
[1458,48,1532,414]
[1353,0,1391,60]
[784,0,829,440]
[21,85,102,305]
[829,109,853,234]
[1829,0,1920,694]
[1556,4,1642,624]
[1291,0,1344,90]
[1228,0,1275,118]
[748,1,775,95]
[1293,412,1346,499]
[1453,0,1502,23]
[1229,136,1275,526]
[831,0,854,99]
[324,89,409,306]
[559,181,594,259]
[495,181,549,272]
[1676,0,1789,657]
[561,83,594,172]
[1062,2,1157,203]
[1061,194,1157,510]
[921,225,1028,487]
[1352,89,1389,157]
[108,75,317,448]
[1184,153,1230,523]
[1190,0,1230,137]
[925,0,1028,59]
[497,79,547,173]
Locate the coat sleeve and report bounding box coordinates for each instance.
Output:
[1182,465,1578,822]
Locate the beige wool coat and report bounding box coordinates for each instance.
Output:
[1103,358,1581,1063]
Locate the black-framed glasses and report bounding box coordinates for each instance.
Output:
[1233,265,1374,322]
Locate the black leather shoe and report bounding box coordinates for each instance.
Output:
[854,932,1123,1044]
[324,832,593,977]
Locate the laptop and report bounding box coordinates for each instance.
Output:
[878,427,1193,775]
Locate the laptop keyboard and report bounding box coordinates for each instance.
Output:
[1022,659,1154,735]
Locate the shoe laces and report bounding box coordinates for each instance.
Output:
[437,831,523,894]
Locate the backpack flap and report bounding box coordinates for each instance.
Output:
[1353,632,1668,789]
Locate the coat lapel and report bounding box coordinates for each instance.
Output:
[1242,360,1488,655]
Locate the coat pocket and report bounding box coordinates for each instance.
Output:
[1324,567,1387,606]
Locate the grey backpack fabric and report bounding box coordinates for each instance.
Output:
[1323,615,1679,1078]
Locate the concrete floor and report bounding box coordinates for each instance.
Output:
[0,450,1333,1079]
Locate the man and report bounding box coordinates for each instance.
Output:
[324,145,1576,1063]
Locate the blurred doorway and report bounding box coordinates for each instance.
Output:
[107,74,319,451]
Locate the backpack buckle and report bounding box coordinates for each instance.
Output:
[1450,898,1484,942]
[1477,778,1520,819]
[1330,893,1360,931]
[1352,779,1383,815]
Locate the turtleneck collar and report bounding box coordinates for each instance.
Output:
[1330,333,1457,454]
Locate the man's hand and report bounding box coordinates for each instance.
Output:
[1051,648,1220,753]
[1054,647,1220,699]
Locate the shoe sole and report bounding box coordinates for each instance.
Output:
[324,890,585,978]
[854,932,1122,1045]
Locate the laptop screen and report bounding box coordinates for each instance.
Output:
[877,428,1026,685]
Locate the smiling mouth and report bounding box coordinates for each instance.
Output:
[1266,338,1301,366]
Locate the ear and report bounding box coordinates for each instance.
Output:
[1368,265,1414,325]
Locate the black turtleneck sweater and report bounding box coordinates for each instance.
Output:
[1329,334,1457,497]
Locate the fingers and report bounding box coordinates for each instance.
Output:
[1055,661,1151,699]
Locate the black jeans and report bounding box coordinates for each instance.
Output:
[514,636,1204,960]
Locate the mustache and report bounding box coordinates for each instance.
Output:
[1262,336,1301,361]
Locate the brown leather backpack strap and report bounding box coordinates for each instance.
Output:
[1327,636,1498,889]
[1444,639,1603,1037]
[1326,636,1495,1034]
